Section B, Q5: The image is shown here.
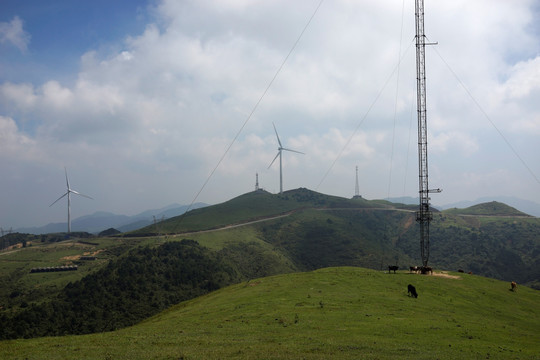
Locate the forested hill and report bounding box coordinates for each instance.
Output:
[0,240,240,340]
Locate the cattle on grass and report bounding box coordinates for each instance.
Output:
[388,265,399,274]
[511,281,517,292]
[407,284,418,298]
[409,266,419,273]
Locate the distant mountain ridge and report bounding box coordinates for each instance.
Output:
[386,195,540,217]
[15,203,208,234]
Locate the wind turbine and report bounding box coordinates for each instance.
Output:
[268,122,304,194]
[49,168,93,233]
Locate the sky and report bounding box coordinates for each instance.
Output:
[1,0,539,229]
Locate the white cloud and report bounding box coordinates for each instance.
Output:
[0,115,40,161]
[41,81,74,109]
[431,131,479,156]
[0,16,30,52]
[0,82,37,110]
[502,56,540,99]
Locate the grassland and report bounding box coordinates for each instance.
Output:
[131,188,382,235]
[442,201,530,217]
[1,267,538,360]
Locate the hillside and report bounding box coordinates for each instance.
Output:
[440,196,540,217]
[130,188,394,236]
[442,201,530,217]
[1,187,538,341]
[136,188,538,285]
[0,240,240,339]
[1,267,538,360]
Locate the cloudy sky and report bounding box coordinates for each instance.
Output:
[1,0,539,229]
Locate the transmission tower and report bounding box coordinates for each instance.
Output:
[414,0,441,270]
[255,172,259,191]
[353,166,362,199]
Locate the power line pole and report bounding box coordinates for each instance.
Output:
[414,0,441,270]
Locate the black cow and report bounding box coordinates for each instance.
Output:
[407,284,418,298]
[388,265,399,274]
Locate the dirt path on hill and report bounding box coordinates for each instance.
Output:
[431,271,461,279]
[169,206,416,237]
[171,212,294,237]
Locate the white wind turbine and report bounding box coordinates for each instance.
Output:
[49,168,93,233]
[268,122,304,194]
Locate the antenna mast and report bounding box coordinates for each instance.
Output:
[415,0,441,270]
[355,166,359,197]
[255,172,259,191]
[353,166,362,199]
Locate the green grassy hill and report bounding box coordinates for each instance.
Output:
[129,188,380,235]
[1,188,538,342]
[442,201,530,217]
[1,267,538,360]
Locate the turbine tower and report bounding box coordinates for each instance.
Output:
[414,0,441,270]
[353,165,362,199]
[49,167,93,233]
[268,122,304,194]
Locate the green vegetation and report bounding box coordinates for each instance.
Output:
[129,188,381,235]
[1,267,538,359]
[0,188,538,348]
[442,201,530,217]
[0,240,239,339]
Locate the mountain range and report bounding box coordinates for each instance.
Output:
[14,203,208,234]
[12,195,538,236]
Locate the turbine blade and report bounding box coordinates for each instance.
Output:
[281,147,304,155]
[70,189,93,200]
[64,167,70,190]
[268,151,280,169]
[49,192,68,207]
[272,122,282,148]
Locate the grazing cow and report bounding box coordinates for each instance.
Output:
[420,266,433,275]
[388,265,399,274]
[511,281,517,292]
[458,269,464,273]
[409,266,419,273]
[407,284,418,298]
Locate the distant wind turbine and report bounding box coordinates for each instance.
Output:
[268,122,304,194]
[49,168,93,233]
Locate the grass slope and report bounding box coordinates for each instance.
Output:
[1,267,538,360]
[442,201,530,217]
[130,188,379,235]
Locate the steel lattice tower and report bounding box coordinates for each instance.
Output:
[414,0,441,269]
[355,166,360,197]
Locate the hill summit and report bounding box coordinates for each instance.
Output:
[443,201,530,217]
